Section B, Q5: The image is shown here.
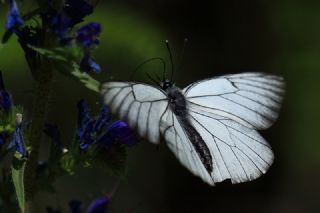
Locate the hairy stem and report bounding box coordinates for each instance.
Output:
[24,60,53,213]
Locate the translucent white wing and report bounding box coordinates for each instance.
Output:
[160,108,215,185]
[183,73,285,130]
[189,109,274,184]
[101,82,169,144]
[160,106,274,185]
[101,73,284,186]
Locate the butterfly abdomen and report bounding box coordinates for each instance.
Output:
[167,87,213,174]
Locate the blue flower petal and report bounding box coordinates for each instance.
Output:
[98,121,137,147]
[10,123,28,158]
[0,90,13,111]
[5,0,24,30]
[87,196,109,213]
[0,71,13,111]
[76,22,101,47]
[47,11,72,35]
[80,54,101,73]
[81,121,96,149]
[0,134,5,145]
[79,142,90,149]
[94,105,111,133]
[69,200,83,213]
[77,99,93,139]
[77,99,95,148]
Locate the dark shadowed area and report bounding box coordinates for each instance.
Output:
[1,0,320,212]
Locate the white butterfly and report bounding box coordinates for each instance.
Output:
[100,72,285,186]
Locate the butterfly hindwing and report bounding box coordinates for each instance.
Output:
[160,108,215,185]
[189,109,274,183]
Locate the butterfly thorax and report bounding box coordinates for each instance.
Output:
[165,86,188,117]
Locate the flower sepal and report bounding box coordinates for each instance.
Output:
[11,150,27,213]
[13,146,31,161]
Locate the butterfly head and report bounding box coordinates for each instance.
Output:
[160,79,174,91]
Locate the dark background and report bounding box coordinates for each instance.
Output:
[1,0,320,212]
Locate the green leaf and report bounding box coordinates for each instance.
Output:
[27,46,68,62]
[29,45,101,93]
[11,157,26,213]
[70,63,100,93]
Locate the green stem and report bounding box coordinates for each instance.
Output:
[24,60,53,213]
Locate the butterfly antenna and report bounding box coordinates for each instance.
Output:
[177,38,188,73]
[165,40,174,82]
[154,73,162,82]
[130,58,166,81]
[146,72,161,87]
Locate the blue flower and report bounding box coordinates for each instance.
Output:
[93,105,110,133]
[76,100,136,149]
[76,22,101,47]
[77,99,95,148]
[87,197,109,213]
[5,0,24,30]
[0,90,13,112]
[0,71,13,111]
[0,134,5,145]
[46,0,93,36]
[8,115,28,158]
[69,200,83,213]
[97,121,137,147]
[80,54,101,73]
[45,11,72,36]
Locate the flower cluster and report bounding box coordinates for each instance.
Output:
[45,0,93,36]
[1,1,138,212]
[5,0,101,73]
[44,0,102,73]
[77,99,137,149]
[0,71,28,158]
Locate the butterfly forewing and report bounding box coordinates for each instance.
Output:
[183,73,285,130]
[101,82,169,144]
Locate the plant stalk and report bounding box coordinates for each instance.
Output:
[24,60,53,213]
